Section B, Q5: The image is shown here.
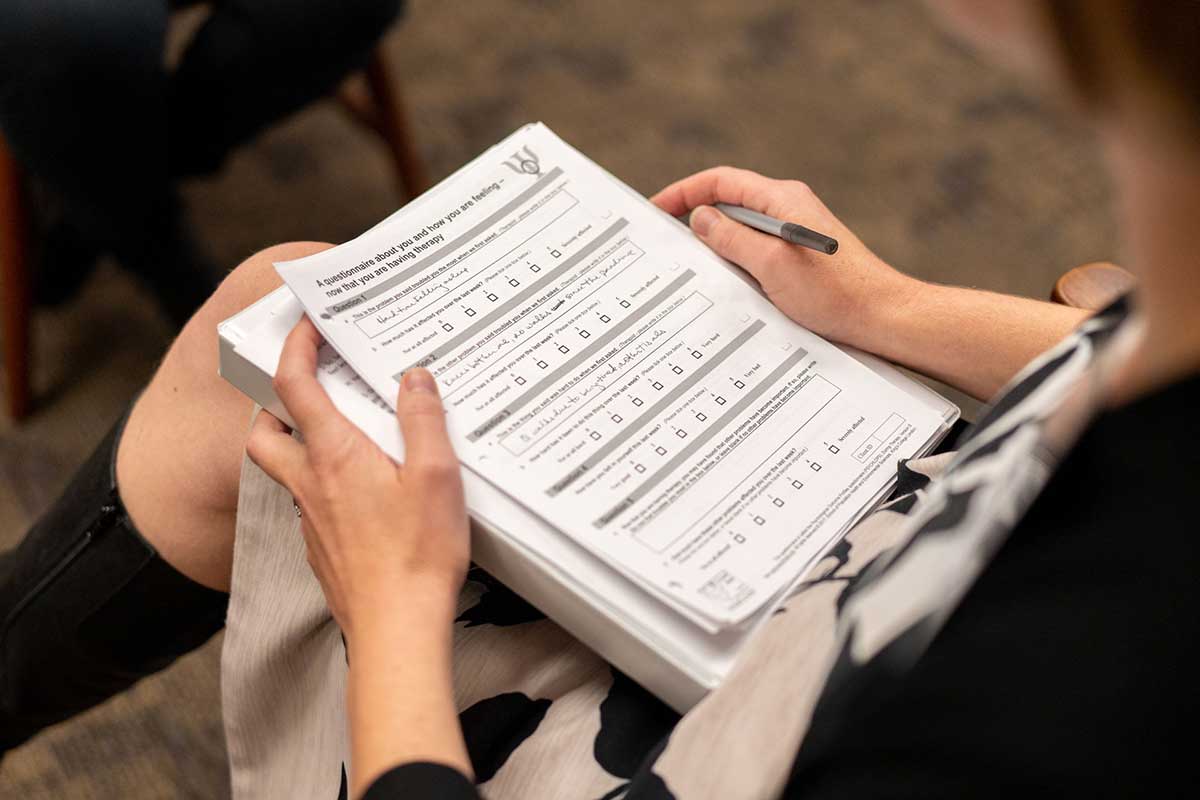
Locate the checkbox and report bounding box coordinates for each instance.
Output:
[619,299,631,308]
[655,446,667,455]
[715,396,726,405]
[558,344,569,353]
[696,413,707,422]
[579,329,590,338]
[810,462,822,472]
[537,360,548,369]
[672,365,683,374]
[529,264,541,272]
[676,429,687,438]
[792,479,803,489]
[590,431,601,440]
[465,308,476,317]
[600,314,611,323]
[828,444,840,454]
[773,497,784,507]
[734,380,745,389]
[733,532,746,543]
[442,322,454,332]
[508,278,520,287]
[634,463,646,473]
[753,515,765,526]
[487,292,498,301]
[738,313,750,323]
[782,342,793,351]
[551,249,561,257]
[611,414,622,423]
[691,350,702,359]
[632,397,644,406]
[652,381,663,390]
[515,376,526,385]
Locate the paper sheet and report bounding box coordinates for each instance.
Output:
[272,123,945,628]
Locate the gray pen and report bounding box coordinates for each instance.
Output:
[713,203,839,255]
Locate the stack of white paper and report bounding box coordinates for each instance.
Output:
[219,124,957,710]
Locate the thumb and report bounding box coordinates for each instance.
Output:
[396,368,455,468]
[689,205,790,285]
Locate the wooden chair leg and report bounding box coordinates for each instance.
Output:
[363,47,431,201]
[0,134,33,421]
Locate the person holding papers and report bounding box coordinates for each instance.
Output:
[2,1,1197,797]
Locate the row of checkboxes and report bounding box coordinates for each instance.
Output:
[435,288,642,338]
[748,496,792,527]
[742,473,817,525]
[505,307,637,381]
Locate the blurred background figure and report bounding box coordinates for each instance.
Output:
[0,0,402,326]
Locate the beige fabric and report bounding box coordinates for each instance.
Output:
[449,580,622,799]
[221,428,350,800]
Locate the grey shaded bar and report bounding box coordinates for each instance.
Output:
[592,344,810,529]
[547,319,767,496]
[467,269,697,442]
[325,167,565,315]
[394,218,629,380]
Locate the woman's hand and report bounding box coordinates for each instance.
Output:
[653,166,1088,400]
[245,316,470,642]
[651,166,920,352]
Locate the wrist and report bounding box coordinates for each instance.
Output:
[343,576,460,649]
[845,269,927,355]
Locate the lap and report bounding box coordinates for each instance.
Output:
[222,445,945,799]
[216,314,958,797]
[224,433,672,799]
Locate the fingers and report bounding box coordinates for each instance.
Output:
[687,205,800,290]
[395,368,457,474]
[246,409,306,488]
[273,316,343,436]
[650,166,795,218]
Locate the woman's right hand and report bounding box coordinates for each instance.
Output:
[651,167,920,352]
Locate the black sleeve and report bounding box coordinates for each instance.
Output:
[361,762,480,800]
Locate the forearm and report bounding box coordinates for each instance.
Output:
[653,168,1090,401]
[347,595,472,799]
[857,278,1089,401]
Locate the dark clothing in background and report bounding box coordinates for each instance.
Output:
[0,0,402,324]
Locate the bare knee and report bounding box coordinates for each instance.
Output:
[217,241,336,311]
[166,241,333,380]
[115,242,332,591]
[196,241,334,329]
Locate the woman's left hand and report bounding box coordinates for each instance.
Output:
[245,315,470,643]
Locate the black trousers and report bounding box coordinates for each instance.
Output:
[0,411,229,755]
[0,0,402,322]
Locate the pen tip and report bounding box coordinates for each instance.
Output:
[825,241,839,255]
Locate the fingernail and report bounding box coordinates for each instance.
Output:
[402,368,437,394]
[690,206,719,237]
